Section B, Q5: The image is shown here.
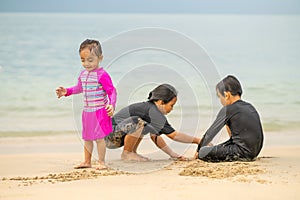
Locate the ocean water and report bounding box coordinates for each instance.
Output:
[0,13,299,136]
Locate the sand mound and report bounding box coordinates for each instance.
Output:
[179,160,266,181]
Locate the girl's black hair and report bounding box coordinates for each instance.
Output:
[216,75,243,97]
[148,84,177,104]
[79,39,102,57]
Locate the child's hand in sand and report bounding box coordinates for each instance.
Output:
[56,86,67,98]
[193,143,213,160]
[105,104,114,116]
[193,152,199,160]
[170,155,190,161]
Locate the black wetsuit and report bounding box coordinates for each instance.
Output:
[105,101,175,149]
[198,100,263,162]
[113,101,175,135]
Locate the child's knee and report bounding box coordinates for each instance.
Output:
[198,146,213,159]
[95,139,105,144]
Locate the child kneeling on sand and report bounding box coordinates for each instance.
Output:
[105,84,200,161]
[196,75,264,162]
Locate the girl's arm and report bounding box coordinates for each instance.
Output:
[150,134,188,160]
[56,75,83,98]
[150,134,179,158]
[166,131,200,144]
[56,86,67,98]
[65,75,83,96]
[99,70,117,108]
[166,131,201,160]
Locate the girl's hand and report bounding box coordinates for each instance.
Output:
[105,104,114,116]
[170,153,189,161]
[193,152,199,160]
[56,86,67,98]
[170,154,190,161]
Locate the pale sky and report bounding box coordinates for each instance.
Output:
[0,0,299,14]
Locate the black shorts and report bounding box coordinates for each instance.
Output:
[104,116,157,149]
[198,138,255,162]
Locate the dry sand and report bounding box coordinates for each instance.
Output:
[0,134,300,200]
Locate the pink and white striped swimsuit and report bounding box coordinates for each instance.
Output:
[66,67,117,140]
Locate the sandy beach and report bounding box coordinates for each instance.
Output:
[0,132,300,200]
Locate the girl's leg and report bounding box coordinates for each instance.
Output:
[74,140,93,169]
[122,126,148,161]
[132,137,142,153]
[132,137,149,160]
[95,139,107,170]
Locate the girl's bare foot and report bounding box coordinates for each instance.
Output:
[136,153,151,160]
[95,162,108,170]
[73,162,92,169]
[121,151,149,162]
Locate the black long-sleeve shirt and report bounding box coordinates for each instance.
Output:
[113,101,175,135]
[199,100,264,158]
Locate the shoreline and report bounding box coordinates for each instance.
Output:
[0,130,299,155]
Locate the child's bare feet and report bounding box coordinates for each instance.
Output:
[73,162,92,169]
[121,151,149,162]
[137,153,151,161]
[96,162,108,170]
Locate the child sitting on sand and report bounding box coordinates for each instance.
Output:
[56,39,117,169]
[196,75,263,162]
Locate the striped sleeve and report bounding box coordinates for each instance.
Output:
[98,70,117,108]
[65,71,84,96]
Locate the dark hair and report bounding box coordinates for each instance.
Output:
[216,75,243,97]
[79,39,102,57]
[148,84,177,104]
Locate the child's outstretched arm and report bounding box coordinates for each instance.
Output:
[198,107,226,148]
[65,76,83,96]
[56,72,83,98]
[166,131,201,160]
[150,134,188,160]
[166,131,200,144]
[56,86,67,98]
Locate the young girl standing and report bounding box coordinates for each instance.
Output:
[56,39,117,170]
